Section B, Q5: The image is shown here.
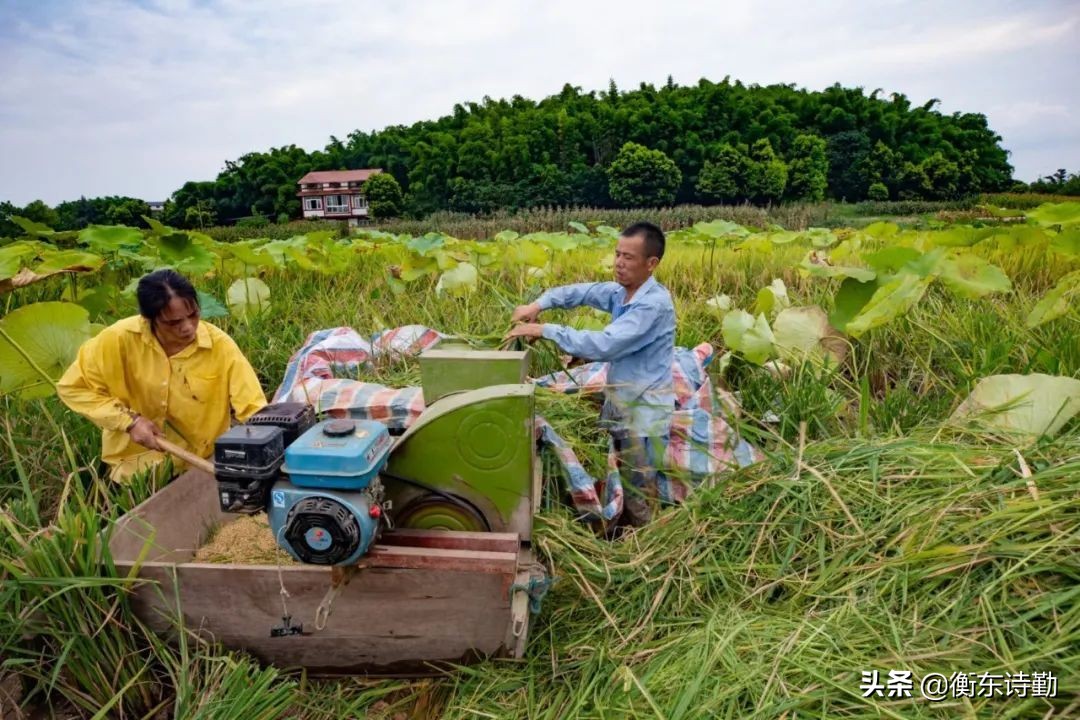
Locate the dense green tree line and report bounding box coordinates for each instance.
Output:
[7,77,1074,234]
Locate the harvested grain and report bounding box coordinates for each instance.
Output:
[194,512,297,566]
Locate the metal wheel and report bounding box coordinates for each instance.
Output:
[393,493,491,532]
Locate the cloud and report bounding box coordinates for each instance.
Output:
[0,0,1077,203]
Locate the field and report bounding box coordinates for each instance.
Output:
[1,199,1079,718]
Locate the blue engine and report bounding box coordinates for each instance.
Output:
[268,418,393,565]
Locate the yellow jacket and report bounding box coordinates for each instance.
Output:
[57,315,267,481]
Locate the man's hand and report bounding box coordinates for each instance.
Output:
[127,416,164,451]
[511,302,542,324]
[504,323,544,341]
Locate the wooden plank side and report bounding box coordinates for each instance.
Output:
[365,545,516,574]
[123,563,515,672]
[379,528,520,554]
[109,469,226,564]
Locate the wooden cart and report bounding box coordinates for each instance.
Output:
[108,469,545,676]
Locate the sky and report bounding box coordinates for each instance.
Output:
[0,0,1077,206]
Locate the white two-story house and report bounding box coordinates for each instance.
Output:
[296,169,382,225]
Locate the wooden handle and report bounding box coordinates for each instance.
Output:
[157,438,215,475]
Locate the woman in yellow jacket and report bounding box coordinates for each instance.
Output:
[58,269,267,482]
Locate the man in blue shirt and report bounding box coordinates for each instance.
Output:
[506,221,676,527]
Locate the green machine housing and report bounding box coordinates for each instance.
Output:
[383,341,537,542]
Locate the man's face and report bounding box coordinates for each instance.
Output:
[155,295,200,349]
[613,234,659,288]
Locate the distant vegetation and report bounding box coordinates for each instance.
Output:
[9,77,1078,236]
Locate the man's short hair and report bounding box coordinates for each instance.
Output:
[136,269,199,321]
[622,221,665,261]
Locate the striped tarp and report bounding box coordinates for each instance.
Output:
[271,326,761,523]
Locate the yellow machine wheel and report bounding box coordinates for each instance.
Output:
[393,494,491,532]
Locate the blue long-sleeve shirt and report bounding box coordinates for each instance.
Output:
[537,276,676,437]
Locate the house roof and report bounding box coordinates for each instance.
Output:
[297,169,382,185]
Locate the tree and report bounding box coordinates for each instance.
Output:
[696,144,747,203]
[606,142,681,207]
[826,131,873,201]
[164,181,217,228]
[104,198,151,227]
[919,152,961,200]
[746,139,788,204]
[1028,168,1080,196]
[362,172,405,219]
[0,201,21,239]
[867,182,890,201]
[786,134,828,201]
[184,200,216,229]
[864,141,903,198]
[19,200,59,229]
[896,161,931,200]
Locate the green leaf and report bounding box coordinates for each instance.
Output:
[772,306,847,366]
[532,232,577,252]
[1025,270,1080,328]
[1049,230,1080,257]
[10,215,56,237]
[799,253,876,282]
[694,220,749,239]
[721,310,774,365]
[406,233,447,256]
[78,225,144,252]
[989,225,1049,251]
[0,241,48,280]
[196,290,229,319]
[767,230,801,245]
[752,279,789,317]
[862,221,899,240]
[143,216,173,236]
[928,226,995,248]
[156,233,216,275]
[938,254,1012,298]
[1,248,105,293]
[34,249,105,275]
[829,277,880,332]
[494,230,520,243]
[845,273,932,337]
[399,254,438,281]
[863,247,922,275]
[0,302,95,399]
[283,247,318,272]
[804,228,838,248]
[1026,202,1080,228]
[221,240,279,269]
[906,247,946,277]
[226,278,271,317]
[951,373,1080,438]
[505,240,549,268]
[435,262,479,297]
[434,249,460,271]
[705,294,732,312]
[569,221,589,235]
[69,283,127,322]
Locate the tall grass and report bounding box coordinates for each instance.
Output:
[200,196,1019,244]
[1,206,1078,717]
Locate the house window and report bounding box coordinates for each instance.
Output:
[325,195,349,213]
[352,194,367,209]
[303,197,323,211]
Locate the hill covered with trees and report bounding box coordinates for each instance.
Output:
[3,77,1034,231]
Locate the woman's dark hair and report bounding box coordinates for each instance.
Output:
[136,269,199,321]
